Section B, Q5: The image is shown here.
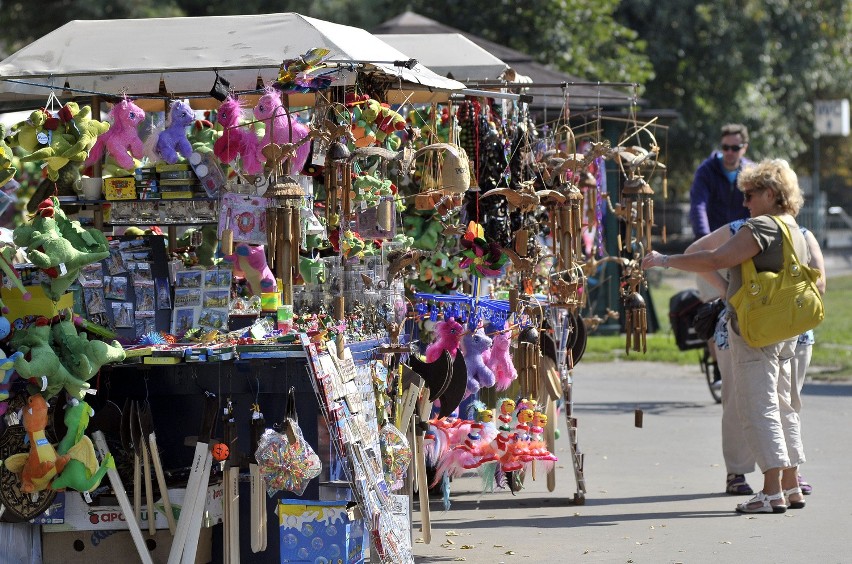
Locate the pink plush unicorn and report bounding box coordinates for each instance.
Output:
[155,99,194,164]
[252,87,311,174]
[485,328,517,391]
[462,328,495,397]
[223,242,276,296]
[425,317,464,363]
[84,98,145,170]
[214,96,263,175]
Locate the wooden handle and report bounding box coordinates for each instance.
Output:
[134,453,141,524]
[141,442,156,535]
[149,434,176,535]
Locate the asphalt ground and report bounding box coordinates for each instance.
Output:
[411,361,852,563]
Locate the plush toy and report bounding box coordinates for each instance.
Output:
[84,98,146,170]
[6,109,49,154]
[403,212,444,252]
[339,229,366,260]
[12,197,110,299]
[253,87,311,174]
[223,242,276,296]
[18,110,76,181]
[59,102,110,163]
[352,173,395,208]
[0,124,17,186]
[11,317,91,400]
[425,317,464,363]
[485,328,517,391]
[51,314,126,381]
[176,224,219,266]
[188,116,221,155]
[150,99,194,164]
[0,349,23,416]
[3,393,67,493]
[214,96,263,174]
[462,328,495,397]
[50,398,115,492]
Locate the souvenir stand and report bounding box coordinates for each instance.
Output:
[0,12,470,564]
[0,11,669,564]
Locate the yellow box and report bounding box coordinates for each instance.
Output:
[160,191,194,199]
[0,285,74,324]
[155,162,191,173]
[103,177,136,200]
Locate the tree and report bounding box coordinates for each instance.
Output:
[617,0,852,203]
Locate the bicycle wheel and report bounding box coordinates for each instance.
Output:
[701,347,722,404]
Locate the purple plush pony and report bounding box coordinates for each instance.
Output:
[462,328,495,398]
[253,87,311,174]
[214,96,263,175]
[84,98,145,170]
[155,99,194,164]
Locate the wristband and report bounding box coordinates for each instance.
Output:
[661,254,670,268]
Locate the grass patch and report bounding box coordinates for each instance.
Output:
[582,274,852,381]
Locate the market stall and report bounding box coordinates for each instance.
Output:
[0,10,667,564]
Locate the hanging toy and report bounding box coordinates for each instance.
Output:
[485,326,517,391]
[214,96,263,175]
[461,328,495,398]
[3,393,65,493]
[154,99,195,164]
[253,87,311,174]
[459,221,508,278]
[83,98,146,170]
[50,398,115,492]
[425,317,464,363]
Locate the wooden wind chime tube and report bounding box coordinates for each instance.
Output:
[280,206,293,305]
[291,202,302,284]
[572,200,583,259]
[645,198,654,252]
[559,206,572,270]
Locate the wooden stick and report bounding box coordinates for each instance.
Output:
[149,433,177,535]
[140,436,156,536]
[92,431,154,564]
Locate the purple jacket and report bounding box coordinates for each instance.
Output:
[689,153,751,238]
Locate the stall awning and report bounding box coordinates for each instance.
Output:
[376,33,509,81]
[0,12,465,110]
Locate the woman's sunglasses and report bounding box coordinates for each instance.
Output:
[742,188,764,202]
[721,144,745,152]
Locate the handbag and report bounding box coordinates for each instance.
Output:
[692,298,725,342]
[729,216,824,348]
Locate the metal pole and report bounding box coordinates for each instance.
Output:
[814,133,822,244]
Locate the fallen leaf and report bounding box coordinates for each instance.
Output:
[446,539,455,545]
[415,538,424,543]
[453,558,466,562]
[720,541,732,544]
[461,545,475,549]
[493,545,504,548]
[505,551,516,555]
[446,530,460,536]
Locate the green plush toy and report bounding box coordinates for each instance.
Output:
[403,212,444,251]
[51,398,115,492]
[13,197,110,300]
[352,173,394,208]
[188,117,221,155]
[10,317,91,400]
[51,313,126,381]
[59,102,111,163]
[176,224,220,266]
[0,124,17,186]
[6,109,49,154]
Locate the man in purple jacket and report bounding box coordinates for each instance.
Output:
[689,123,752,239]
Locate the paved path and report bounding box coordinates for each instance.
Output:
[412,361,852,563]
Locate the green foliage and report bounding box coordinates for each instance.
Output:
[617,0,852,196]
[810,274,852,379]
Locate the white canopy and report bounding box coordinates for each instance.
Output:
[376,33,509,81]
[0,13,465,110]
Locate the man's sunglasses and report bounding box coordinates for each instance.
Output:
[721,144,745,152]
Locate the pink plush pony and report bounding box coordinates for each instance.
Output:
[214,96,263,175]
[485,328,517,391]
[223,242,276,296]
[425,317,464,363]
[84,98,145,170]
[462,329,495,397]
[155,99,194,164]
[253,87,310,174]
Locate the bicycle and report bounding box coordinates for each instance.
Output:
[669,289,723,404]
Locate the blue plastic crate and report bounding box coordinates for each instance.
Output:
[278,500,366,563]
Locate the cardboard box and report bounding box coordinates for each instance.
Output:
[42,527,212,564]
[104,177,136,200]
[0,285,74,324]
[43,483,223,533]
[278,500,367,563]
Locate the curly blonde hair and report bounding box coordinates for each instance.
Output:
[738,158,804,216]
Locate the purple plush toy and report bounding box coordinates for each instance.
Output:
[223,243,276,296]
[462,328,495,398]
[155,99,195,164]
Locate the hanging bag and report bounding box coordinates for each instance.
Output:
[729,216,824,348]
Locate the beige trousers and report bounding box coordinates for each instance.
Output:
[728,321,804,472]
